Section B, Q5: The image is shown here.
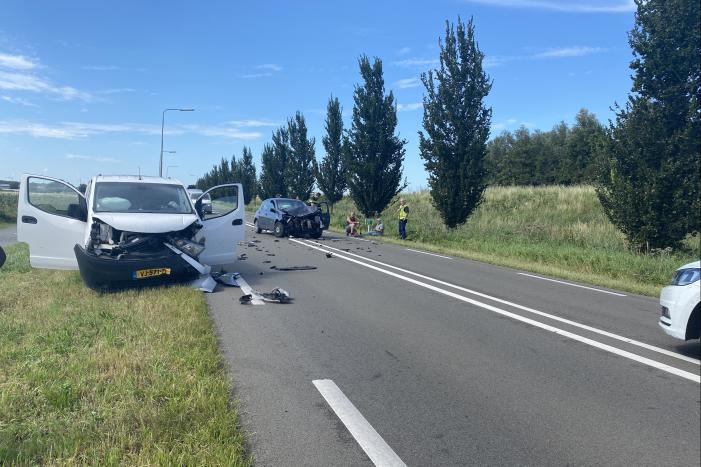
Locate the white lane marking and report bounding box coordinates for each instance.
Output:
[236,275,265,305]
[292,239,700,383]
[246,222,255,228]
[406,248,452,259]
[518,272,627,297]
[313,379,407,467]
[298,238,700,366]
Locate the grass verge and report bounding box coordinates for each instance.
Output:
[328,186,699,297]
[0,243,250,465]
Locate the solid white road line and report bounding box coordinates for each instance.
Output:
[312,379,407,467]
[518,272,627,297]
[406,248,452,259]
[236,275,265,305]
[292,239,700,383]
[246,222,255,228]
[300,238,700,366]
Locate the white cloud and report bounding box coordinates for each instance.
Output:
[492,118,533,131]
[256,63,282,72]
[241,72,273,79]
[397,102,422,112]
[81,65,119,71]
[0,119,264,140]
[462,0,635,13]
[392,58,440,68]
[532,46,605,58]
[225,119,279,127]
[96,88,136,95]
[397,47,411,55]
[485,46,606,68]
[1,95,38,107]
[0,53,38,70]
[395,77,421,89]
[65,153,122,163]
[0,70,93,101]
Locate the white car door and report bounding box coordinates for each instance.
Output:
[195,183,245,266]
[17,174,87,269]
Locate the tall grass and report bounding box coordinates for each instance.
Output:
[329,185,699,296]
[0,191,18,224]
[0,244,250,465]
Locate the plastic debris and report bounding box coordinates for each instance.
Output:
[212,271,241,287]
[325,252,333,258]
[238,253,247,260]
[269,265,317,271]
[239,294,253,303]
[189,275,217,293]
[259,288,291,303]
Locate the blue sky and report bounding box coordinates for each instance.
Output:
[0,0,636,189]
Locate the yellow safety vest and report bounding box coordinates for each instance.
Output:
[398,205,409,220]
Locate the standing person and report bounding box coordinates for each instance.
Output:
[397,198,409,239]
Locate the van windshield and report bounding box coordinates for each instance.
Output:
[94,182,193,214]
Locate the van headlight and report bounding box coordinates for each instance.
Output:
[670,267,700,286]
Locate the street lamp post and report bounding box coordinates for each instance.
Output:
[159,108,194,177]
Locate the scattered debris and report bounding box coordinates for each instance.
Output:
[269,265,317,271]
[266,253,276,256]
[325,252,333,258]
[247,242,257,247]
[259,272,264,275]
[262,260,272,263]
[238,253,247,260]
[274,239,280,242]
[212,271,241,287]
[239,294,253,303]
[259,288,291,303]
[189,275,217,293]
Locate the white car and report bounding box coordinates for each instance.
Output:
[659,260,700,341]
[187,188,213,213]
[17,174,245,290]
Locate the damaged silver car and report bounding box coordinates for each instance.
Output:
[17,174,245,290]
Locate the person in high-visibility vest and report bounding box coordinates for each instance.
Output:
[397,198,409,240]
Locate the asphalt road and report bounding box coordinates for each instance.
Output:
[0,225,17,246]
[207,219,700,466]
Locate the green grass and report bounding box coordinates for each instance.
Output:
[0,191,18,224]
[329,185,699,296]
[0,243,250,465]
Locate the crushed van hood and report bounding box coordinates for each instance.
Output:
[94,213,199,233]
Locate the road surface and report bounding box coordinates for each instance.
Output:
[0,225,17,246]
[206,219,700,466]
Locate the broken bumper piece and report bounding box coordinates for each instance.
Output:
[74,244,200,291]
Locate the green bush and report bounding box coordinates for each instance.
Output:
[0,192,18,223]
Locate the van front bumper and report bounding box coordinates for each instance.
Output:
[74,244,199,291]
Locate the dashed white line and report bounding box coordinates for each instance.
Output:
[292,238,700,382]
[299,238,699,366]
[406,248,452,259]
[313,379,407,467]
[518,272,627,297]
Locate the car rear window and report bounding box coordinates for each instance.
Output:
[276,199,306,210]
[94,182,193,214]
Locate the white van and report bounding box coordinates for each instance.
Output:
[17,174,245,290]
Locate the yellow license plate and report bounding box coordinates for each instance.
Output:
[133,268,171,279]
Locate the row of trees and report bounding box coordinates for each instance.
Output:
[195,147,257,204]
[486,109,605,186]
[197,2,699,250]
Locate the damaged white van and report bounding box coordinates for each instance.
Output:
[17,174,245,290]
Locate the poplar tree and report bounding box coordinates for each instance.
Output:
[419,17,492,228]
[259,142,285,199]
[346,55,406,217]
[238,146,258,204]
[316,96,346,211]
[596,0,700,249]
[286,111,317,200]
